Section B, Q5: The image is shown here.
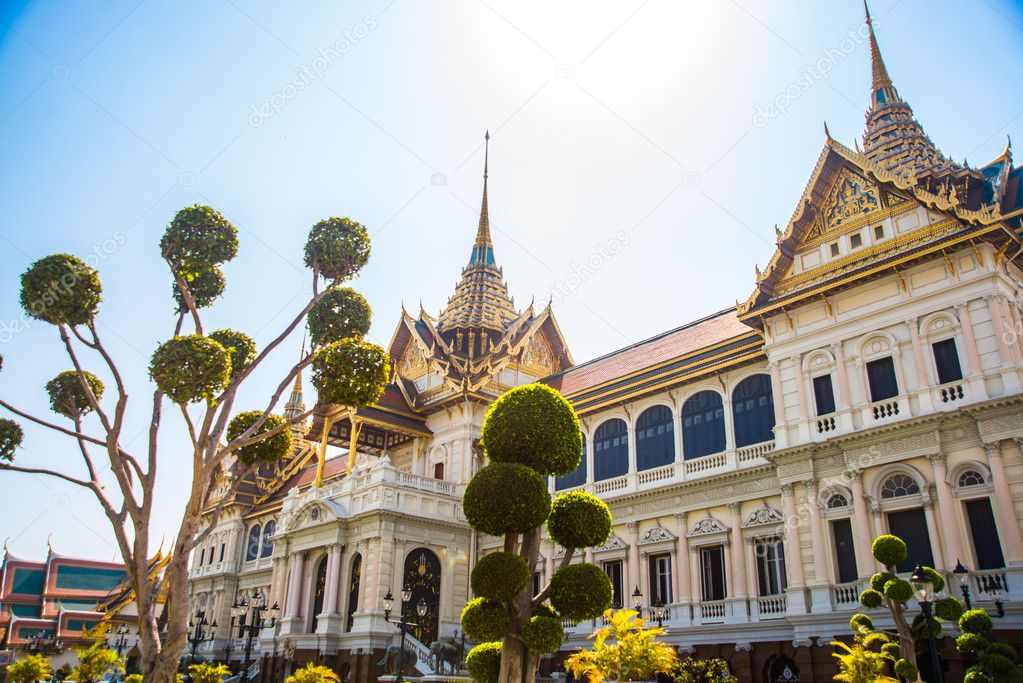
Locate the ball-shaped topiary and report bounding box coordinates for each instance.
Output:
[161,205,238,267]
[849,614,874,633]
[208,329,256,379]
[922,566,945,593]
[986,641,1018,662]
[549,563,613,621]
[521,615,564,654]
[960,609,994,635]
[45,370,104,419]
[964,669,994,683]
[956,633,989,654]
[311,339,388,407]
[911,614,943,641]
[465,642,502,683]
[980,652,1015,677]
[859,589,883,609]
[460,598,509,642]
[480,383,582,476]
[883,578,913,603]
[871,535,907,568]
[0,419,23,461]
[149,335,231,404]
[894,659,917,679]
[470,552,530,603]
[227,412,293,466]
[532,603,557,619]
[880,642,902,660]
[935,596,965,622]
[172,265,226,311]
[304,217,371,281]
[307,288,371,347]
[464,462,552,536]
[547,491,612,550]
[870,571,895,592]
[20,254,102,326]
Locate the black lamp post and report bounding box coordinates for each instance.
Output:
[980,574,1007,618]
[953,560,972,610]
[186,610,217,682]
[114,623,132,656]
[631,586,642,611]
[383,585,428,683]
[630,585,667,627]
[232,590,280,683]
[223,637,235,667]
[911,564,944,683]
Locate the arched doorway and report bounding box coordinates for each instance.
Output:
[346,553,362,632]
[764,655,798,683]
[403,547,441,646]
[311,555,328,631]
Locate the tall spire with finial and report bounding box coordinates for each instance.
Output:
[864,1,899,110]
[284,334,306,424]
[469,131,494,267]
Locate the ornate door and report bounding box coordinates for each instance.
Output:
[403,547,441,646]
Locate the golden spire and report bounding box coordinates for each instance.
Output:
[470,131,494,266]
[865,2,894,96]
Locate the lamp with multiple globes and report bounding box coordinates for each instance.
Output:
[383,585,428,683]
[911,564,943,683]
[231,590,279,683]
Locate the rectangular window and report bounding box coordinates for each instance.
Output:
[874,225,885,240]
[754,537,787,596]
[866,357,899,402]
[965,498,1005,570]
[532,571,542,597]
[812,374,836,416]
[932,338,963,384]
[219,544,225,562]
[830,242,840,257]
[198,548,205,566]
[433,462,444,480]
[700,546,726,601]
[886,508,934,573]
[850,233,863,249]
[647,553,672,605]
[603,560,624,609]
[831,518,858,583]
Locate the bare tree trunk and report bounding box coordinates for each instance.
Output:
[498,528,542,683]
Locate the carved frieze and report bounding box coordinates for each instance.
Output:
[688,516,728,537]
[742,505,784,528]
[638,524,675,544]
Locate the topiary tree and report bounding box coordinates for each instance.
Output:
[461,383,614,683]
[0,207,388,683]
[6,654,52,683]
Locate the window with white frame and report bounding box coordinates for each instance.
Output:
[647,553,672,605]
[754,537,787,596]
[603,560,624,609]
[700,546,726,601]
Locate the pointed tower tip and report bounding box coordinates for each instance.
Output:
[865,0,898,110]
[469,132,495,266]
[824,121,832,141]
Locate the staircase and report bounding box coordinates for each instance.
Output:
[402,632,434,676]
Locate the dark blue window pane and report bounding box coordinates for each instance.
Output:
[732,374,775,448]
[932,339,963,384]
[555,435,587,490]
[593,419,628,481]
[636,406,674,471]
[813,374,836,416]
[681,391,725,460]
[866,357,899,401]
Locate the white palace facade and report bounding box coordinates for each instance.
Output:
[187,11,1023,683]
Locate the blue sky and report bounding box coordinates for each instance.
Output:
[0,0,1021,561]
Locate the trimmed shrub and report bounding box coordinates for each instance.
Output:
[0,419,23,461]
[209,329,256,379]
[307,288,371,347]
[986,641,1017,662]
[883,578,913,603]
[304,217,371,281]
[161,205,238,267]
[549,563,613,621]
[849,613,874,633]
[149,335,231,403]
[464,462,551,536]
[871,535,907,568]
[935,596,965,622]
[547,491,612,550]
[460,598,509,642]
[859,588,883,609]
[922,566,945,593]
[956,632,989,654]
[979,652,1015,676]
[964,669,994,683]
[471,552,530,603]
[870,571,895,592]
[960,609,995,635]
[521,615,564,654]
[20,254,102,326]
[465,642,502,683]
[880,642,902,660]
[311,339,388,407]
[480,383,582,476]
[532,603,557,619]
[46,370,104,419]
[172,265,225,311]
[894,659,917,679]
[227,412,293,465]
[911,613,943,641]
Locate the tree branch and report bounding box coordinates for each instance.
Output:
[167,260,203,336]
[0,399,108,447]
[532,547,575,607]
[189,466,251,549]
[0,463,93,489]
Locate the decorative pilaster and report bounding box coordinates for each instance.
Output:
[927,453,963,570]
[988,441,1023,566]
[673,513,691,605]
[850,471,874,577]
[728,503,747,598]
[832,343,852,409]
[627,522,641,598]
[921,495,945,571]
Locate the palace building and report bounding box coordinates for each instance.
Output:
[188,9,1023,683]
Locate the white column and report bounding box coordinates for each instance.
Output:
[781,485,805,587]
[956,302,983,374]
[987,295,1015,366]
[284,553,304,618]
[850,472,874,577]
[928,454,964,570]
[674,513,691,604]
[627,522,641,597]
[626,422,637,475]
[909,318,933,388]
[728,503,747,598]
[922,497,945,571]
[322,545,341,615]
[689,546,701,604]
[832,343,852,409]
[722,392,736,452]
[805,480,829,584]
[768,362,786,447]
[892,346,909,400]
[988,441,1023,566]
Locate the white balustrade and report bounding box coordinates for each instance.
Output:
[736,441,774,464]
[937,382,966,404]
[756,595,786,620]
[637,463,675,486]
[593,475,628,495]
[685,452,727,475]
[698,600,725,624]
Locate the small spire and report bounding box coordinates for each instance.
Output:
[284,336,306,421]
[864,1,899,110]
[469,131,494,266]
[823,121,832,141]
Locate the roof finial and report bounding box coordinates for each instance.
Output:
[864,0,899,110]
[824,120,832,142]
[469,131,494,266]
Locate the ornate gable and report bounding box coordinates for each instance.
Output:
[638,524,674,544]
[398,340,430,379]
[742,505,784,528]
[688,516,728,537]
[593,533,627,552]
[822,168,881,232]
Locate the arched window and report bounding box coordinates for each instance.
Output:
[826,493,849,510]
[880,473,920,499]
[403,548,441,646]
[245,524,261,561]
[555,435,586,490]
[346,554,361,632]
[732,374,775,447]
[681,391,725,459]
[636,406,674,471]
[957,470,986,488]
[260,520,276,558]
[593,420,628,481]
[312,555,328,631]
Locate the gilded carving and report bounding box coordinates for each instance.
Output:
[824,170,881,229]
[399,342,430,378]
[520,333,555,375]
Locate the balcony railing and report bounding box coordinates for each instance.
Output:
[685,452,727,475]
[736,441,775,463]
[755,595,787,620]
[869,399,901,421]
[698,600,725,623]
[938,381,965,404]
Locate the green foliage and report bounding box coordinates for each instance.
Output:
[549,563,613,621]
[7,654,52,683]
[880,642,901,660]
[922,565,945,593]
[910,613,943,640]
[480,383,581,476]
[964,669,994,683]
[227,411,293,465]
[125,674,143,683]
[564,609,677,683]
[858,588,883,609]
[45,370,105,419]
[172,265,225,311]
[161,205,238,268]
[149,335,231,403]
[830,632,898,683]
[307,288,371,347]
[893,658,916,679]
[464,462,551,536]
[532,603,557,619]
[521,614,564,654]
[547,491,612,550]
[284,662,339,683]
[935,595,965,622]
[470,552,530,603]
[988,641,1018,662]
[304,217,371,281]
[208,329,256,379]
[310,338,388,407]
[849,614,874,634]
[870,535,907,568]
[670,657,737,683]
[465,642,502,683]
[188,662,230,683]
[957,632,989,654]
[460,597,510,642]
[0,418,24,461]
[870,571,895,592]
[882,578,912,603]
[20,253,102,326]
[960,608,995,635]
[980,652,1016,676]
[71,642,124,683]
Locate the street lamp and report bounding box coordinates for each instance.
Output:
[223,637,235,668]
[953,560,972,610]
[631,586,642,611]
[232,590,280,683]
[911,564,944,683]
[649,601,668,628]
[186,610,217,681]
[383,585,428,683]
[114,623,132,656]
